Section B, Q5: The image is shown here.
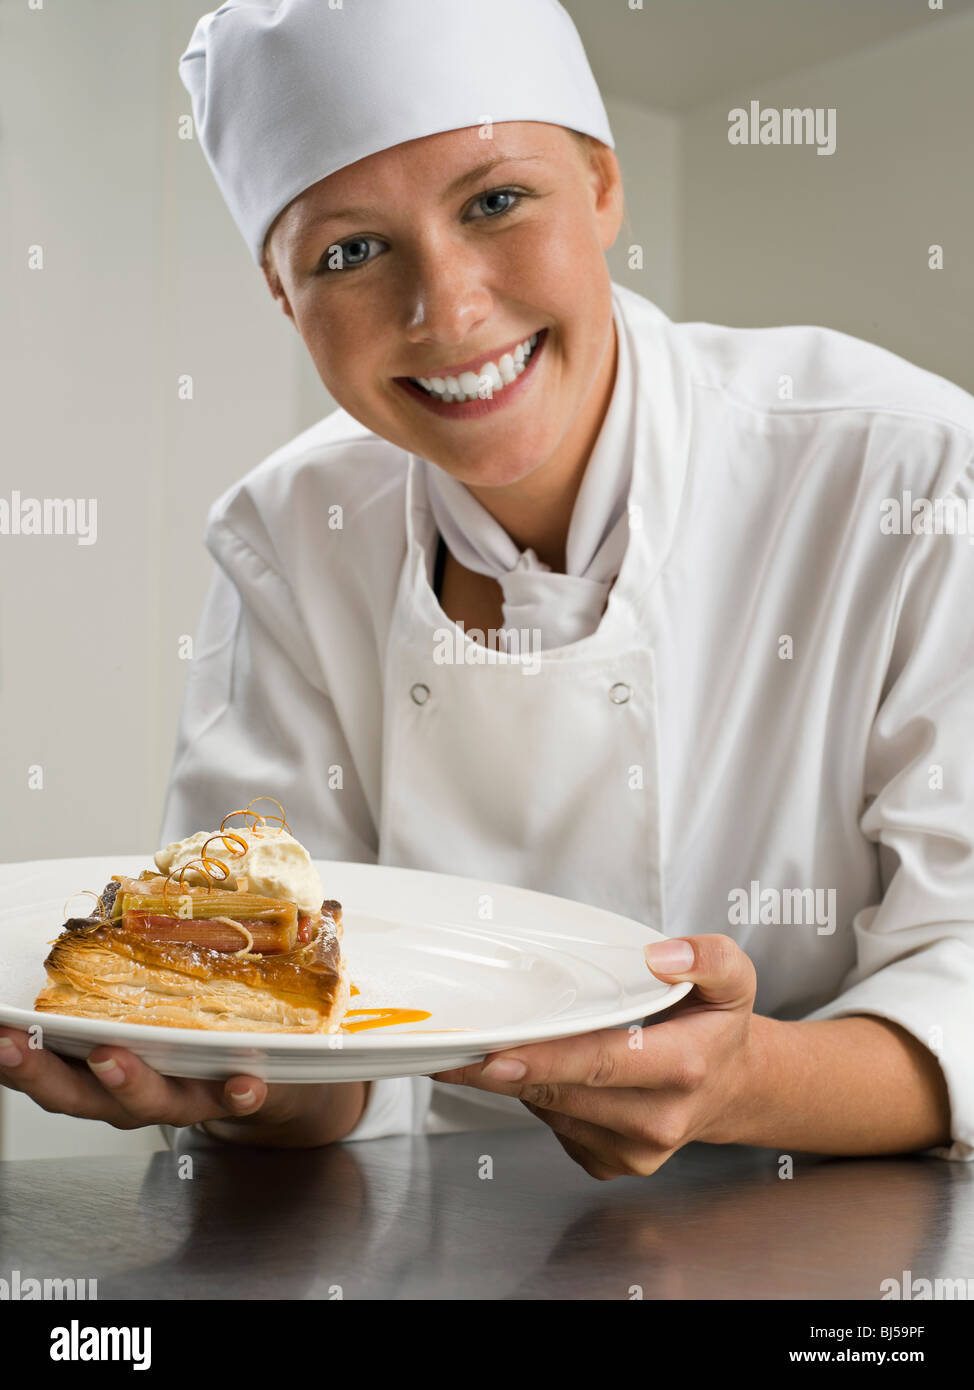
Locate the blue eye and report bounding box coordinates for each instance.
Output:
[468,189,522,220]
[318,237,382,273]
[314,189,528,274]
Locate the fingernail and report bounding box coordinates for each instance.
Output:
[0,1038,22,1067]
[481,1058,526,1081]
[87,1058,124,1086]
[645,939,695,973]
[229,1088,255,1106]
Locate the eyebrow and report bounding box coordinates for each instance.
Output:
[292,154,547,244]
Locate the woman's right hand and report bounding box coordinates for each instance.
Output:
[0,1028,368,1147]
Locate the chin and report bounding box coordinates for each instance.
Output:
[424,428,555,488]
[432,454,547,491]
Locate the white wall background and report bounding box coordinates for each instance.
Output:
[1,0,971,1155]
[680,13,974,393]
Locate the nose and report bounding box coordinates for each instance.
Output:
[399,236,493,350]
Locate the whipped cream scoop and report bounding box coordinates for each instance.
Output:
[155,825,324,914]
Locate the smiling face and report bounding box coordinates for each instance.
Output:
[262,122,624,494]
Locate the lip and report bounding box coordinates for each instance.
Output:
[394,328,549,421]
[397,330,543,383]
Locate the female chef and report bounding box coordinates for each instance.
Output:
[2,0,972,1178]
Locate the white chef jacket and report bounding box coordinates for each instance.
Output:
[159,281,974,1160]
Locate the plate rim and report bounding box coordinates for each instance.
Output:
[0,854,693,1054]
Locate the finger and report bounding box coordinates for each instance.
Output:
[430,1022,707,1096]
[431,939,756,1095]
[520,1098,622,1179]
[517,1067,697,1146]
[520,1082,667,1141]
[551,1132,624,1182]
[526,1101,673,1179]
[2,1028,268,1130]
[0,1028,141,1126]
[85,1046,267,1126]
[643,933,756,1010]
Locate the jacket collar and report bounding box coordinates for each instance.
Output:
[404,282,693,630]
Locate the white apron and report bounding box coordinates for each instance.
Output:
[379,487,662,925]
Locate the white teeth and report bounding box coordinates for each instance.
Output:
[481,361,504,392]
[411,332,542,401]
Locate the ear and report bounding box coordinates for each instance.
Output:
[585,141,625,254]
[261,246,296,324]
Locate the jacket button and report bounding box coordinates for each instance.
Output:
[609,682,631,705]
[410,683,431,705]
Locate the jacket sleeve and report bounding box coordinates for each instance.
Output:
[801,458,974,1161]
[158,537,375,862]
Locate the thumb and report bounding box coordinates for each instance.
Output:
[644,934,756,1010]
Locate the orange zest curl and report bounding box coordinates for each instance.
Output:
[202,830,249,863]
[161,855,227,907]
[220,808,264,836]
[219,798,290,841]
[159,799,291,907]
[244,796,290,837]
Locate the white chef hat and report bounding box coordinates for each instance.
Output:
[179,0,615,266]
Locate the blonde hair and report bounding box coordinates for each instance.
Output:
[565,128,602,162]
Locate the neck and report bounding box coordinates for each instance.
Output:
[463,316,619,572]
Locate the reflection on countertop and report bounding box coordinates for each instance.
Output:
[0,1128,970,1300]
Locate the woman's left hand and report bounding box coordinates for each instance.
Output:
[428,934,759,1180]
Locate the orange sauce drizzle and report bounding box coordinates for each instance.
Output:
[341,1007,432,1033]
[350,983,359,996]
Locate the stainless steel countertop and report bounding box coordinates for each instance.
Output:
[1,1128,971,1300]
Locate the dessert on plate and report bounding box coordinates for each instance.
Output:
[34,799,349,1034]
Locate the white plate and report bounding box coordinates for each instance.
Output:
[0,856,692,1083]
